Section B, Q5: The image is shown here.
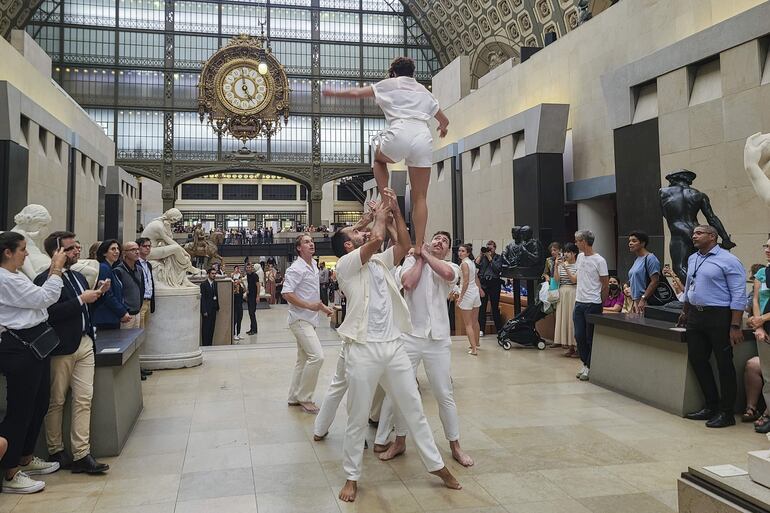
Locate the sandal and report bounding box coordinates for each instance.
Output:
[755,414,770,433]
[743,406,761,423]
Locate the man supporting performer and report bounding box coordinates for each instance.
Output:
[282,234,334,414]
[373,231,473,467]
[330,189,460,502]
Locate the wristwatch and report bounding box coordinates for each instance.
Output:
[730,324,741,330]
[640,295,647,300]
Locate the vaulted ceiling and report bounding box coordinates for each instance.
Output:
[5,0,613,83]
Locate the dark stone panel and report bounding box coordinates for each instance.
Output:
[0,140,29,230]
[513,153,567,245]
[67,147,76,231]
[98,185,106,240]
[450,156,463,244]
[613,118,664,281]
[104,194,123,241]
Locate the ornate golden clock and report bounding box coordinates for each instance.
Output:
[198,32,290,142]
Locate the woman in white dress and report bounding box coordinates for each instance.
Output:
[458,243,483,356]
[323,56,450,258]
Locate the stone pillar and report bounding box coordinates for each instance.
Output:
[512,153,567,245]
[577,197,617,271]
[0,140,29,229]
[309,187,322,227]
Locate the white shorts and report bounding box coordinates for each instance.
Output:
[458,290,481,310]
[372,119,433,168]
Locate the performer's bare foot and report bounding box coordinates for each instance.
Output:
[450,440,474,467]
[372,442,391,453]
[339,480,358,502]
[430,466,462,490]
[313,432,328,442]
[299,401,319,414]
[378,436,405,461]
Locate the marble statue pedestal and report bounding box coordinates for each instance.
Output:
[140,286,203,370]
[748,451,770,489]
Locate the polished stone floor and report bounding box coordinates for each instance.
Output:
[2,305,768,513]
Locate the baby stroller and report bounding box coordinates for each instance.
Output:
[497,296,555,351]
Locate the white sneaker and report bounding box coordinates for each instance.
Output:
[579,368,590,381]
[233,334,241,341]
[479,331,484,337]
[576,365,588,379]
[3,471,45,494]
[19,456,59,475]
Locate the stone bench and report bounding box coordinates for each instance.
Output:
[588,313,756,417]
[0,328,145,458]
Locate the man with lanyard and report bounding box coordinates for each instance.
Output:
[679,225,746,428]
[330,189,460,502]
[475,240,503,336]
[282,234,334,414]
[373,230,474,467]
[136,237,155,379]
[36,231,110,474]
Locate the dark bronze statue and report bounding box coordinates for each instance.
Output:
[502,225,546,279]
[659,169,735,283]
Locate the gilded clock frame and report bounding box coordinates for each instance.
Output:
[215,58,275,116]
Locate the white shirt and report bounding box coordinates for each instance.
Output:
[282,257,321,327]
[335,246,411,343]
[402,256,459,340]
[0,267,63,330]
[366,262,399,342]
[371,77,440,124]
[575,253,609,304]
[139,258,153,299]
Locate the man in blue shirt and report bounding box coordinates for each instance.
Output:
[678,225,746,428]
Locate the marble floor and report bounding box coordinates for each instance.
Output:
[2,305,768,513]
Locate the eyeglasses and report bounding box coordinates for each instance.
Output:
[126,248,139,252]
[764,244,770,249]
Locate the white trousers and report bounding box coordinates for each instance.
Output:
[287,320,325,403]
[375,334,459,445]
[342,340,444,481]
[314,345,348,437]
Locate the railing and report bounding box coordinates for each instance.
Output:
[217,240,334,257]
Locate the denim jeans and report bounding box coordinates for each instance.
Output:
[572,302,602,367]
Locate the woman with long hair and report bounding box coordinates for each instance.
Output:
[457,243,483,356]
[553,243,578,356]
[91,240,131,329]
[231,265,245,341]
[0,232,67,493]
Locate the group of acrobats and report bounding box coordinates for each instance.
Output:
[279,57,468,502]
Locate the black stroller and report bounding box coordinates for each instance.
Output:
[497,296,554,351]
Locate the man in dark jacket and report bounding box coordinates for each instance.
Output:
[475,240,503,335]
[35,231,110,474]
[201,267,220,346]
[245,263,259,335]
[114,241,145,329]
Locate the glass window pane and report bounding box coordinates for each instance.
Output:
[320,79,360,115]
[174,72,200,109]
[64,0,115,26]
[363,45,401,79]
[407,47,434,81]
[27,25,60,57]
[174,111,218,160]
[85,108,115,140]
[222,4,267,35]
[176,1,219,33]
[61,68,115,106]
[289,78,312,113]
[320,11,359,42]
[362,13,403,44]
[117,110,164,159]
[269,8,311,39]
[270,0,311,5]
[117,70,164,108]
[272,41,311,74]
[271,115,311,162]
[175,35,219,69]
[63,28,115,65]
[320,43,359,77]
[32,1,61,23]
[321,116,361,163]
[320,0,359,8]
[363,117,386,163]
[181,183,218,200]
[362,0,403,12]
[119,31,164,67]
[119,0,165,30]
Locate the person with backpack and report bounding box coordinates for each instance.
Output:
[627,230,662,313]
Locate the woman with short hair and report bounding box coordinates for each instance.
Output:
[553,243,578,356]
[627,230,661,313]
[91,240,130,329]
[0,231,67,493]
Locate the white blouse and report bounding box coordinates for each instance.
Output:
[0,267,63,330]
[371,77,439,124]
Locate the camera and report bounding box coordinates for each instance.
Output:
[480,247,490,253]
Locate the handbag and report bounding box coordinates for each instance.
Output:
[547,276,560,303]
[7,322,60,360]
[643,255,677,306]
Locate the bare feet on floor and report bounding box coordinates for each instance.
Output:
[378,437,406,461]
[372,442,391,453]
[299,401,319,414]
[450,441,474,467]
[313,432,328,442]
[339,479,358,502]
[430,466,462,490]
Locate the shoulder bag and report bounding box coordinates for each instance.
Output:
[643,254,677,306]
[7,321,60,360]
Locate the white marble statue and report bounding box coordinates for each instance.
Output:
[745,132,770,208]
[142,208,202,288]
[9,204,99,286]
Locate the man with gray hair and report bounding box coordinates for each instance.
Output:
[573,230,609,381]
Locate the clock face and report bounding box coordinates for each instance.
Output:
[217,61,272,115]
